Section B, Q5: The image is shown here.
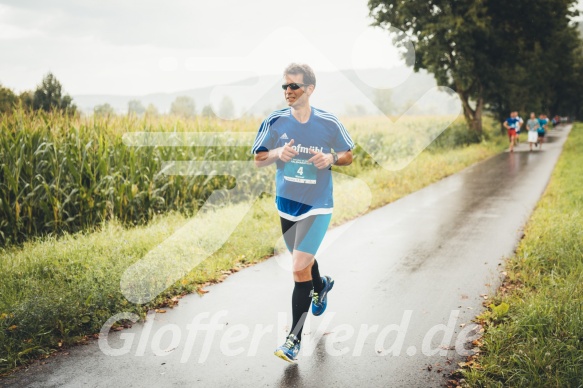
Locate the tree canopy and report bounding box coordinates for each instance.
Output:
[32,72,76,114]
[170,96,196,118]
[201,104,216,118]
[94,103,115,117]
[218,96,236,119]
[368,0,583,131]
[145,103,159,117]
[1,74,77,115]
[0,84,18,113]
[127,100,145,116]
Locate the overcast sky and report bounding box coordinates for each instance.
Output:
[0,0,413,96]
[2,1,582,96]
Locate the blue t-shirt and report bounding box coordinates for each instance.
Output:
[537,118,547,133]
[251,107,354,221]
[506,117,519,129]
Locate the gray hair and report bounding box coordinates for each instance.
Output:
[283,63,316,87]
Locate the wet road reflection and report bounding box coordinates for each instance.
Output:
[1,126,571,388]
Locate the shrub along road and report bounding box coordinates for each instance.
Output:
[1,125,572,387]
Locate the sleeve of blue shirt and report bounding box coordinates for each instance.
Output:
[329,114,355,152]
[251,117,276,154]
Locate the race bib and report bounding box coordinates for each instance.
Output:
[283,158,317,184]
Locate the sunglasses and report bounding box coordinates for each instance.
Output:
[281,83,310,90]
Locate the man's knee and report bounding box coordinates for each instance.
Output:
[292,252,314,274]
[292,261,313,274]
[292,265,313,282]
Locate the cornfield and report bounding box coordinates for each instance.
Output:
[0,109,269,246]
[0,109,470,247]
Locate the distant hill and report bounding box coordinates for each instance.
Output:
[73,68,460,117]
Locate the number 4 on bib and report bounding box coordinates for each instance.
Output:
[283,158,317,184]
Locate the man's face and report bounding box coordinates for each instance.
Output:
[283,73,312,107]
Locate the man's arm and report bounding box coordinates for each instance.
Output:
[307,149,353,169]
[335,150,353,166]
[254,139,299,168]
[254,150,279,167]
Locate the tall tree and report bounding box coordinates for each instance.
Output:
[0,84,17,113]
[368,0,581,132]
[374,88,394,115]
[483,0,582,121]
[201,104,216,118]
[563,24,583,118]
[369,1,490,132]
[127,100,145,116]
[170,96,196,118]
[218,96,235,119]
[94,103,115,117]
[32,73,76,114]
[345,104,368,116]
[540,14,583,117]
[145,103,159,117]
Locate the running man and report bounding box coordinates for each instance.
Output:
[252,63,354,363]
[515,111,524,144]
[503,111,519,152]
[537,113,549,149]
[526,112,540,151]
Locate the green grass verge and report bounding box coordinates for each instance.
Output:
[462,124,583,387]
[0,121,506,375]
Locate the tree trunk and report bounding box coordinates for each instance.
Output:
[472,96,483,133]
[457,87,483,135]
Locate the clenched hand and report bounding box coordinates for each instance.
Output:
[308,148,333,169]
[278,139,300,162]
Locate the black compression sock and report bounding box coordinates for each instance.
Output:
[311,260,323,293]
[290,280,313,341]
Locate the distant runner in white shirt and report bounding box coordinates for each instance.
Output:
[526,112,540,151]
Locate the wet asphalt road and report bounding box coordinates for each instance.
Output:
[1,125,572,388]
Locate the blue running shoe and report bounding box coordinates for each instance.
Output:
[312,275,334,316]
[274,334,300,363]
